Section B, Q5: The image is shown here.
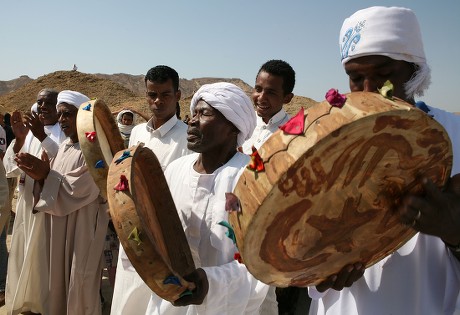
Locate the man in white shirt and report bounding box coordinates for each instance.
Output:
[242,59,295,154]
[146,82,269,315]
[242,59,302,314]
[111,65,191,315]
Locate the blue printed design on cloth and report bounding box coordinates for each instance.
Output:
[341,20,366,60]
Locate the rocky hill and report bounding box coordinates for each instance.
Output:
[0,75,33,95]
[0,71,317,119]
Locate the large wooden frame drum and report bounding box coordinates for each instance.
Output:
[77,99,125,199]
[230,92,452,287]
[107,145,196,302]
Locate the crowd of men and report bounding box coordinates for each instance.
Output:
[0,6,459,315]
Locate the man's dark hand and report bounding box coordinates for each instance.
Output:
[315,263,365,292]
[14,152,50,181]
[173,268,209,307]
[24,111,47,142]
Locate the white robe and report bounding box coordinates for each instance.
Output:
[34,140,109,315]
[145,152,269,315]
[0,163,8,230]
[111,115,190,315]
[3,127,65,315]
[308,105,460,315]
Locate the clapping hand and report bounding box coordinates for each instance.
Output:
[15,151,50,181]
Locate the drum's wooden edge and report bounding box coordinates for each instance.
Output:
[77,99,125,199]
[229,93,453,287]
[107,145,194,302]
[131,147,196,275]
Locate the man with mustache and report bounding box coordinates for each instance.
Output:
[3,89,66,314]
[145,82,269,314]
[15,90,109,315]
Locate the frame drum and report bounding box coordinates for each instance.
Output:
[230,92,452,287]
[107,145,196,302]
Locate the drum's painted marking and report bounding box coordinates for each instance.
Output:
[278,131,431,199]
[374,115,413,132]
[259,199,333,271]
[307,196,379,254]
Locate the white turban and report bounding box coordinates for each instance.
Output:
[31,102,38,113]
[190,82,256,147]
[56,90,90,109]
[340,6,431,97]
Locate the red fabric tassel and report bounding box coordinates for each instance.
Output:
[279,107,304,135]
[234,252,243,263]
[114,174,129,191]
[85,131,97,142]
[247,147,265,173]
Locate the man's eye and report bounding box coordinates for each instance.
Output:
[201,111,214,117]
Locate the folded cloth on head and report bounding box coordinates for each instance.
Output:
[190,82,256,147]
[56,90,90,109]
[340,6,431,96]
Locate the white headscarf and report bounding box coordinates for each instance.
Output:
[56,90,90,109]
[339,6,431,97]
[116,109,136,138]
[190,82,256,147]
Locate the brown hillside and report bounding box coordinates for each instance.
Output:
[0,71,137,114]
[0,75,34,96]
[0,71,318,119]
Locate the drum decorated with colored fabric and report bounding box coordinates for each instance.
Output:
[77,99,125,199]
[107,144,196,302]
[229,91,452,287]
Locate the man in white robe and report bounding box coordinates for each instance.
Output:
[241,59,295,155]
[15,90,109,315]
[111,65,191,315]
[146,82,270,315]
[3,89,67,314]
[0,161,9,307]
[308,7,460,315]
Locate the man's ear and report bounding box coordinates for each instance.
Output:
[284,92,294,104]
[176,90,182,101]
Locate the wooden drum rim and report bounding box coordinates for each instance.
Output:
[107,144,195,302]
[77,98,125,199]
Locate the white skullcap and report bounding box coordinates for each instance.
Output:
[340,6,431,97]
[56,90,90,109]
[31,102,38,113]
[190,82,256,147]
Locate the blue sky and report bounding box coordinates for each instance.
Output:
[1,1,459,112]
